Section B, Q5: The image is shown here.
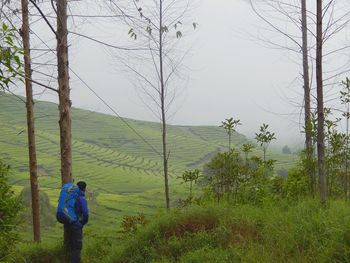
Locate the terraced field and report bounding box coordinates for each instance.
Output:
[0,92,298,241]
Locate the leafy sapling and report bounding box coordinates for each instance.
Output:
[0,23,23,89]
[220,117,241,151]
[340,77,350,196]
[241,143,254,164]
[255,123,276,162]
[179,169,200,199]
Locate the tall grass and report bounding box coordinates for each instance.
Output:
[107,199,350,263]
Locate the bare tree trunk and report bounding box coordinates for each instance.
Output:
[345,105,349,198]
[56,0,72,185]
[316,0,326,202]
[159,0,170,209]
[301,0,314,195]
[21,0,41,242]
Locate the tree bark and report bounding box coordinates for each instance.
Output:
[56,0,72,185]
[21,0,41,242]
[316,0,327,202]
[301,0,314,195]
[159,0,170,209]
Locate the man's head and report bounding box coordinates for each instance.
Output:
[77,181,87,192]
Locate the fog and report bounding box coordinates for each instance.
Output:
[8,0,350,148]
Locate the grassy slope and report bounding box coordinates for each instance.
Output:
[7,200,350,263]
[0,92,297,241]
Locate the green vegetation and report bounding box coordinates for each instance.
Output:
[6,200,350,263]
[0,160,22,259]
[0,23,23,90]
[106,200,350,263]
[0,92,314,262]
[2,91,350,262]
[0,92,297,239]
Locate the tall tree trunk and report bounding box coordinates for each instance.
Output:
[56,0,72,252]
[21,0,41,242]
[301,0,314,195]
[56,0,72,185]
[316,0,327,202]
[159,0,170,209]
[345,104,349,198]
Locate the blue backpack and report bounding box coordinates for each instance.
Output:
[56,182,80,224]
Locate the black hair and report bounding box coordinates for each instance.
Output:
[77,181,87,192]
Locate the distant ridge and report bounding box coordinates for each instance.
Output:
[0,92,247,190]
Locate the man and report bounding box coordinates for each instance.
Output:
[64,181,89,263]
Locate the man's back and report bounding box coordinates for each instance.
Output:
[74,190,89,228]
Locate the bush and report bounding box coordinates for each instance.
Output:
[284,167,309,200]
[3,242,66,263]
[0,160,22,259]
[109,200,350,263]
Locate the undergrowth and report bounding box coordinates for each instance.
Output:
[4,199,350,263]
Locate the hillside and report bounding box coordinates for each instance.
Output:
[0,92,298,241]
[0,92,247,239]
[0,92,248,182]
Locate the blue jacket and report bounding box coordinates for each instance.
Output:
[73,190,89,228]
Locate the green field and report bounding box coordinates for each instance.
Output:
[0,91,298,241]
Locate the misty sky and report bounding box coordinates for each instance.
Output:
[69,0,302,144]
[13,0,350,147]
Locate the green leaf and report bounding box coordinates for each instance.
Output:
[13,56,21,67]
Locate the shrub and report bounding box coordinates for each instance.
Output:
[3,242,65,263]
[109,200,350,263]
[0,160,22,259]
[284,167,309,200]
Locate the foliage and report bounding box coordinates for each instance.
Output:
[3,242,66,263]
[0,160,22,260]
[121,213,148,235]
[0,92,265,245]
[0,23,23,89]
[203,147,275,205]
[106,200,350,263]
[178,169,200,198]
[241,143,254,162]
[201,123,277,204]
[255,123,276,161]
[284,167,309,200]
[220,117,241,150]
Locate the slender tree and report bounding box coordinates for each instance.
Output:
[107,0,196,209]
[220,118,241,151]
[316,0,326,202]
[301,0,314,194]
[340,77,350,197]
[249,0,312,156]
[56,0,72,185]
[20,0,41,242]
[255,123,276,162]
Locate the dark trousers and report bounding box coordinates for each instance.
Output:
[64,224,83,263]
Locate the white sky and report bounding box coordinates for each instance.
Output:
[70,0,303,145]
[9,0,350,147]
